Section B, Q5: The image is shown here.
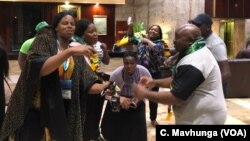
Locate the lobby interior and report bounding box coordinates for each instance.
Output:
[5,57,250,141]
[1,0,250,141]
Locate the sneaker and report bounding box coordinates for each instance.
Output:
[151,120,159,127]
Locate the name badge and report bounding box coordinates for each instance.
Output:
[60,80,72,99]
[62,90,71,99]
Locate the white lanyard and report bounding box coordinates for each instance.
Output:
[57,40,70,72]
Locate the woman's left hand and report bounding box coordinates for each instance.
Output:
[100,43,107,51]
[120,96,131,110]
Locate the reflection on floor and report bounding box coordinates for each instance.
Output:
[6,59,250,141]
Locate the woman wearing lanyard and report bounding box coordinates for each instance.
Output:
[0,11,109,141]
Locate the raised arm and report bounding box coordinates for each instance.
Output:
[40,44,95,76]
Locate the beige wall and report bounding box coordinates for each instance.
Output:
[234,20,245,57]
[115,0,205,46]
[115,0,135,22]
[245,19,250,41]
[115,0,249,58]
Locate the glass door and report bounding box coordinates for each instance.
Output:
[219,19,234,58]
[12,3,43,51]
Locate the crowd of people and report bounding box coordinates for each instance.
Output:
[0,11,238,141]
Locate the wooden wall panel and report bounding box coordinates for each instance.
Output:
[81,4,115,50]
[43,3,58,24]
[206,0,246,18]
[115,21,128,42]
[205,0,213,17]
[228,0,244,18]
[0,2,115,54]
[245,0,250,18]
[0,3,12,52]
[215,0,229,18]
[43,4,116,50]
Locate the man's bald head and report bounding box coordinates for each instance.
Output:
[173,24,202,53]
[176,24,201,42]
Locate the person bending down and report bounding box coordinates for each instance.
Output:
[101,51,151,141]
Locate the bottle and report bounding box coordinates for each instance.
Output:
[90,53,99,71]
[110,82,121,112]
[110,82,116,94]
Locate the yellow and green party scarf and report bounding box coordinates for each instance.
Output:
[58,56,75,80]
[172,37,206,77]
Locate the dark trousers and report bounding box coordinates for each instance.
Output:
[223,82,228,96]
[83,73,109,140]
[83,94,105,140]
[149,87,159,121]
[101,102,147,141]
[149,72,161,121]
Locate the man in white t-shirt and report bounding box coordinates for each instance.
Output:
[132,24,227,124]
[189,13,231,94]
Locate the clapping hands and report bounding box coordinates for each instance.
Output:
[139,76,155,89]
[132,76,154,99]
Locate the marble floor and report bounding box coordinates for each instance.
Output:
[5,58,250,141]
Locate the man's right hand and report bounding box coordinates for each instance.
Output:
[132,83,148,99]
[139,76,155,89]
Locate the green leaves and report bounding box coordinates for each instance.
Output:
[133,22,145,33]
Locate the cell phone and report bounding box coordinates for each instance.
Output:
[130,101,137,109]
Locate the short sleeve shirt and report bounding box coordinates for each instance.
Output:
[20,37,35,54]
[110,65,152,97]
[206,32,227,61]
